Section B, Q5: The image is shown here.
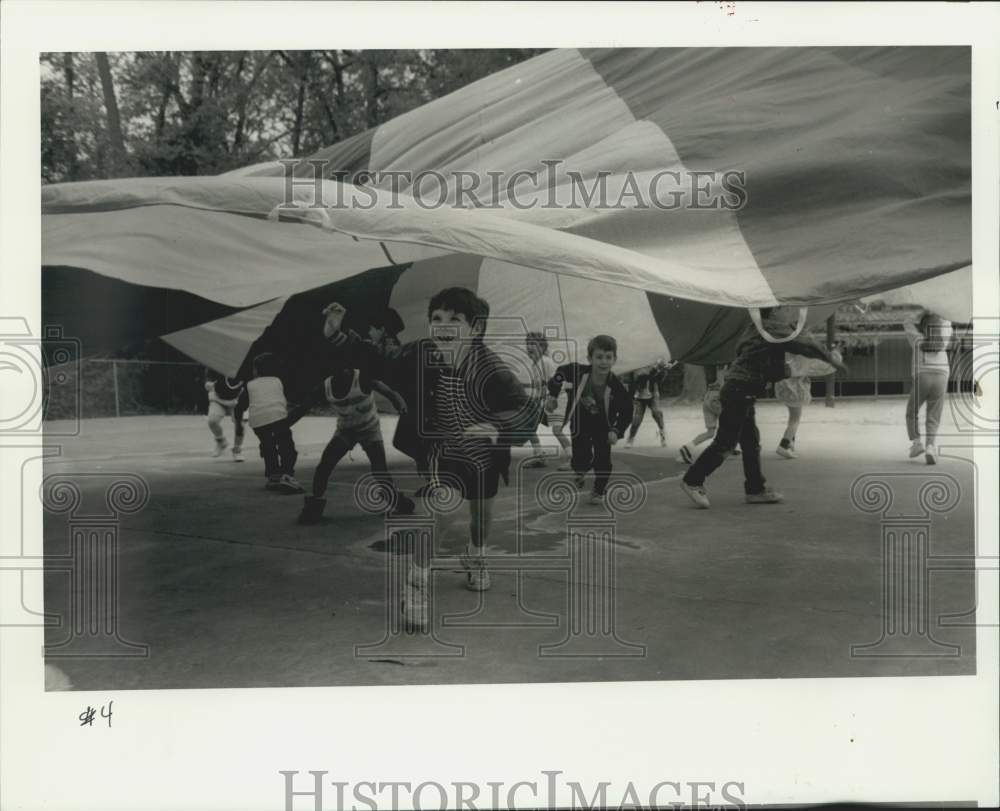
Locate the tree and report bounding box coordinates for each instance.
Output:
[94,52,129,176]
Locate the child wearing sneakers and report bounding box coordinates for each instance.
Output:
[625,359,670,448]
[904,313,953,465]
[297,368,415,524]
[204,370,248,461]
[523,331,567,468]
[680,308,846,509]
[246,353,304,494]
[322,288,534,631]
[546,335,633,506]
[773,350,841,459]
[676,365,740,464]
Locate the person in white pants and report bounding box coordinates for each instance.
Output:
[904,313,953,465]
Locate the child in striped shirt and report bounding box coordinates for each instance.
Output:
[297,368,414,524]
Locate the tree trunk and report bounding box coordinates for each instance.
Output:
[679,364,707,403]
[291,52,310,156]
[94,52,127,176]
[62,53,80,180]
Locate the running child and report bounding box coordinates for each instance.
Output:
[246,353,305,494]
[680,308,847,509]
[322,288,534,631]
[625,359,669,448]
[204,370,248,461]
[546,335,633,505]
[676,365,740,464]
[773,349,840,459]
[523,331,569,468]
[904,313,953,465]
[298,367,415,524]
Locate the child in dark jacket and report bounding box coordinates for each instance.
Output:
[546,334,633,505]
[322,288,535,631]
[680,308,847,509]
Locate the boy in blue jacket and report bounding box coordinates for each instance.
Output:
[546,335,633,506]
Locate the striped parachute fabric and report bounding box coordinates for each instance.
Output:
[42,47,970,382]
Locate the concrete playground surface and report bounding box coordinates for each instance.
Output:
[41,396,980,690]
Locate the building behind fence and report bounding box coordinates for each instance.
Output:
[43,308,977,420]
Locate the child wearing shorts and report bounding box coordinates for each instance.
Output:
[204,370,247,461]
[774,351,841,459]
[625,359,669,448]
[298,368,415,524]
[676,366,737,464]
[322,288,534,631]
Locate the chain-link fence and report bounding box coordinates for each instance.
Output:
[44,359,206,420]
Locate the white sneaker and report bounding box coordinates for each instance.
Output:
[556,461,573,472]
[232,446,244,462]
[680,480,710,509]
[459,546,491,592]
[589,491,605,506]
[925,444,937,465]
[212,438,228,457]
[745,487,784,504]
[776,445,798,459]
[625,437,634,448]
[909,439,925,458]
[401,567,429,631]
[524,456,547,469]
[676,444,694,464]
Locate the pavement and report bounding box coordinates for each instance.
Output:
[41,395,980,690]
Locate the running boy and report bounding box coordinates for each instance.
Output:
[246,353,304,494]
[298,367,415,524]
[204,370,248,461]
[546,335,633,505]
[625,359,670,448]
[322,288,534,631]
[680,308,846,509]
[524,331,568,467]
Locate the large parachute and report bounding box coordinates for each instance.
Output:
[42,47,970,378]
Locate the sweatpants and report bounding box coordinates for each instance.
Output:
[906,370,949,446]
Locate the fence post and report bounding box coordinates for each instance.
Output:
[873,338,879,400]
[112,360,120,418]
[824,313,836,408]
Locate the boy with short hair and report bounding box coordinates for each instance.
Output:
[322,287,534,631]
[546,335,633,505]
[246,353,305,494]
[680,309,846,509]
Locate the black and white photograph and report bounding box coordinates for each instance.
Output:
[2,2,998,810]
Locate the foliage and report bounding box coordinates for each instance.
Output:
[40,49,548,182]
